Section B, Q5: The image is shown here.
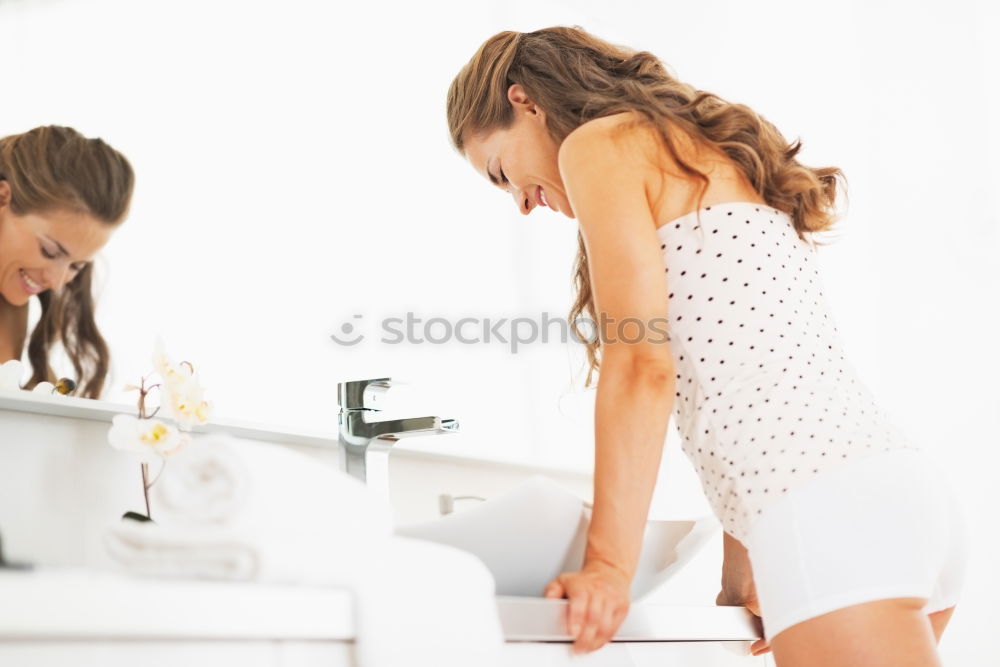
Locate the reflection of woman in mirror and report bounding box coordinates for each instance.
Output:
[0,125,134,398]
[447,27,967,665]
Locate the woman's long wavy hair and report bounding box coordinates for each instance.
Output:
[446,26,847,388]
[0,125,134,398]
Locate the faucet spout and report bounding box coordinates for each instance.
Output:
[336,378,459,509]
[340,412,458,445]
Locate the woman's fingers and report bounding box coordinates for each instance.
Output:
[544,580,564,599]
[597,600,627,648]
[572,587,630,653]
[751,638,772,655]
[567,587,590,636]
[545,568,632,654]
[573,595,605,653]
[716,586,767,652]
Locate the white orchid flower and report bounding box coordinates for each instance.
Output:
[0,360,24,392]
[152,335,193,390]
[108,414,191,463]
[150,336,212,430]
[161,381,213,431]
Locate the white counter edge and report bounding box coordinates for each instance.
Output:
[495,596,762,642]
[0,390,591,480]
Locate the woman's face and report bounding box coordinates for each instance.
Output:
[464,84,576,220]
[0,181,113,307]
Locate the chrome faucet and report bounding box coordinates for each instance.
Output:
[337,377,459,500]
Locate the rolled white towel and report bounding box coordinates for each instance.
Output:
[152,436,250,525]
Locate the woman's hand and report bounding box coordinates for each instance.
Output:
[716,582,771,656]
[543,559,632,654]
[718,531,770,656]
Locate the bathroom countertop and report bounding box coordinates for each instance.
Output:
[0,566,760,643]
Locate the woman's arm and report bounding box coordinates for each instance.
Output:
[545,356,673,654]
[542,119,676,654]
[586,359,673,585]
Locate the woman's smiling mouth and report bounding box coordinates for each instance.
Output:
[535,186,556,211]
[19,268,44,294]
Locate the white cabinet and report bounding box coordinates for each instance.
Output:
[0,392,766,665]
[0,567,356,667]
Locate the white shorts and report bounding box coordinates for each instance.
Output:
[743,447,970,643]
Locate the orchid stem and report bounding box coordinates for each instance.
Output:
[141,462,152,520]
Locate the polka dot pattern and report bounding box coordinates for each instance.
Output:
[657,202,922,543]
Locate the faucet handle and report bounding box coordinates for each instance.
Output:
[363,380,416,412]
[337,377,390,410]
[337,377,415,411]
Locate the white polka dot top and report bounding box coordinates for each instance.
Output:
[657,201,921,543]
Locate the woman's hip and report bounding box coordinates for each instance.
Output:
[741,447,970,641]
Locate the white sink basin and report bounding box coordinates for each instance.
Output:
[394,475,716,600]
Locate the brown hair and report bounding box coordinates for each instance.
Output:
[446,26,847,388]
[0,125,135,398]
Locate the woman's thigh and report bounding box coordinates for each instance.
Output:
[770,596,942,667]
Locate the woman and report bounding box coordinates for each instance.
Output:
[0,125,135,398]
[447,27,968,664]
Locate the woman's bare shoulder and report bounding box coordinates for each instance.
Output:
[561,111,764,224]
[562,110,702,172]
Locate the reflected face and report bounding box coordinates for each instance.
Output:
[0,181,114,307]
[464,84,576,220]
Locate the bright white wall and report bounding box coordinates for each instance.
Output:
[1,0,997,661]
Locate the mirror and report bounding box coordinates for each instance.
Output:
[0,0,595,471]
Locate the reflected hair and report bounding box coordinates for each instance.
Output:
[446,26,846,388]
[0,125,135,398]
